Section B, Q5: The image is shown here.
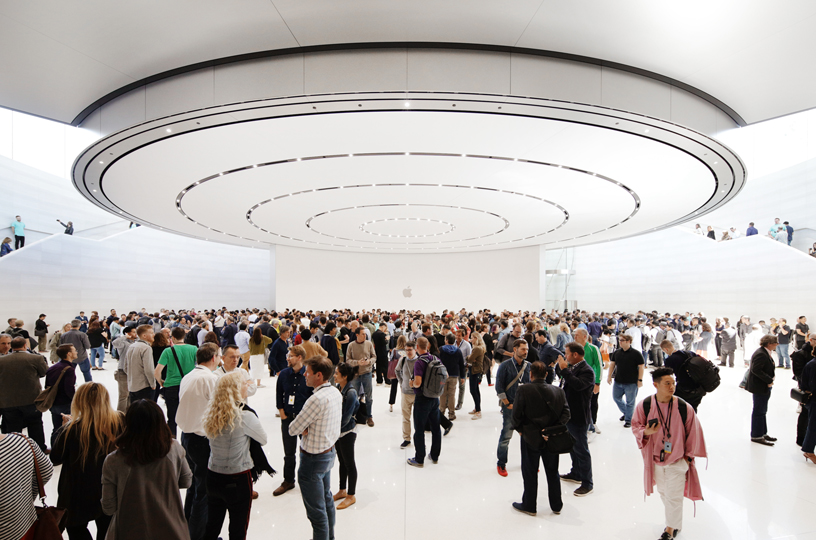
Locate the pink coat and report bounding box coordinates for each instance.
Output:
[632,395,707,501]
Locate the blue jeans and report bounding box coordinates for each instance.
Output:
[298,449,336,540]
[413,394,441,463]
[350,372,373,418]
[497,404,515,467]
[776,343,790,368]
[89,346,106,368]
[77,358,92,382]
[751,391,771,438]
[802,402,816,454]
[566,421,593,489]
[612,382,639,422]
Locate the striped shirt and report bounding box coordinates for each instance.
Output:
[288,382,342,454]
[0,433,53,540]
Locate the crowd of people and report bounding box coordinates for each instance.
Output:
[693,218,795,244]
[0,306,814,540]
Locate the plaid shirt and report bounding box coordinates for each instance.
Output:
[288,382,342,453]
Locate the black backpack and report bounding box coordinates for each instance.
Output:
[185,326,201,345]
[680,351,720,393]
[643,395,688,425]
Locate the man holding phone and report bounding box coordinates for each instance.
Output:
[631,367,708,540]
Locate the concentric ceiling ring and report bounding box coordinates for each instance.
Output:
[359,218,454,239]
[71,91,746,253]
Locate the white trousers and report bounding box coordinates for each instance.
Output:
[249,353,266,380]
[654,458,689,530]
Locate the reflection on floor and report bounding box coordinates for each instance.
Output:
[42,358,816,540]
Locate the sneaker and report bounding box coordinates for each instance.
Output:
[624,422,632,428]
[488,383,494,387]
[619,415,625,421]
[406,458,423,468]
[468,409,479,415]
[400,440,411,449]
[512,502,535,516]
[751,437,774,446]
[455,405,462,411]
[471,412,482,420]
[573,486,593,496]
[659,533,672,540]
[444,424,453,436]
[366,417,375,427]
[497,465,508,477]
[763,435,778,442]
[257,384,265,388]
[559,473,581,484]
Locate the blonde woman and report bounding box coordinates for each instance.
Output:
[202,371,267,540]
[49,323,71,364]
[555,323,572,353]
[467,332,486,419]
[51,382,123,539]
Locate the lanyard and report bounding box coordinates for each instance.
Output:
[654,397,673,440]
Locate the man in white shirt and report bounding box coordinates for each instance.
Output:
[235,322,251,369]
[177,343,220,540]
[214,345,257,397]
[455,328,472,411]
[624,317,644,356]
[289,356,342,540]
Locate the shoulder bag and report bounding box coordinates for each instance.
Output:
[498,360,529,407]
[539,396,575,454]
[791,387,811,405]
[20,435,65,539]
[34,366,71,413]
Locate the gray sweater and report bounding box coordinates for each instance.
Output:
[125,340,155,392]
[101,441,192,540]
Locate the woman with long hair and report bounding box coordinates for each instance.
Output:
[87,321,108,371]
[51,383,122,540]
[333,362,359,510]
[248,327,273,387]
[467,332,486,420]
[49,322,71,364]
[152,331,170,401]
[387,335,407,412]
[202,331,219,346]
[101,400,191,540]
[696,323,714,359]
[202,371,267,540]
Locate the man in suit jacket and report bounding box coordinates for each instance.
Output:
[0,337,49,450]
[511,361,570,516]
[746,334,778,446]
[557,342,596,496]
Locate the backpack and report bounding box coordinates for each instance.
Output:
[185,326,201,345]
[421,354,448,399]
[639,326,652,350]
[643,395,688,425]
[680,351,721,393]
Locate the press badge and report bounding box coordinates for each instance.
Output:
[289,395,295,405]
[663,441,672,454]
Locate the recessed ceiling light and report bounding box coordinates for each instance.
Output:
[644,129,650,133]
[92,189,97,192]
[166,128,172,133]
[99,161,104,164]
[404,101,411,107]
[253,164,258,168]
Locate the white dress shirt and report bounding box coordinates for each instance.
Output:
[288,382,342,454]
[214,366,257,397]
[235,331,251,354]
[177,365,218,437]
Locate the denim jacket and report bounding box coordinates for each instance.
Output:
[207,410,267,474]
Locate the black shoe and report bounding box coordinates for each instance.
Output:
[659,533,672,540]
[751,437,774,446]
[673,529,680,537]
[764,435,778,442]
[624,421,632,428]
[619,415,625,421]
[573,485,593,496]
[512,502,536,516]
[400,440,411,449]
[559,472,581,484]
[444,424,453,436]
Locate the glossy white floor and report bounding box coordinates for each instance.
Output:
[41,353,815,540]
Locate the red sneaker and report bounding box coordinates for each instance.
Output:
[497,465,508,477]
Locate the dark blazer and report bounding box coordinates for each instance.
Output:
[512,379,570,450]
[746,347,775,394]
[0,350,48,408]
[559,360,595,425]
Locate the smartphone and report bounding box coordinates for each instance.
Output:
[647,418,659,428]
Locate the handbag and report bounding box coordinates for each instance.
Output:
[34,366,71,413]
[540,424,575,454]
[20,435,66,539]
[791,387,812,405]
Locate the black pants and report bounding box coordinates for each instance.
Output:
[520,438,562,513]
[281,416,298,483]
[375,354,388,384]
[675,387,704,412]
[590,391,599,425]
[14,235,24,249]
[129,387,155,403]
[388,379,399,405]
[203,469,253,540]
[0,404,45,451]
[164,385,180,437]
[485,358,492,384]
[469,374,482,412]
[50,402,71,449]
[65,514,112,540]
[336,432,357,495]
[182,432,210,540]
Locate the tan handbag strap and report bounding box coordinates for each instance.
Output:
[19,434,46,500]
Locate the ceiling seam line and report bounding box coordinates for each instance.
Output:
[513,0,547,47]
[268,0,301,47]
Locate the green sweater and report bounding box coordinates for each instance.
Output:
[583,343,603,384]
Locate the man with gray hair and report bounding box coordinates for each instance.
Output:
[60,319,92,382]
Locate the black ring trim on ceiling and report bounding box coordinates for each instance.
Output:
[70,41,746,127]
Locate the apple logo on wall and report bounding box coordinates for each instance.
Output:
[402,286,412,298]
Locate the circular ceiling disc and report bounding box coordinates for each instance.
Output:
[72,92,746,253]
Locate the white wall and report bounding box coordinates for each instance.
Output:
[563,228,816,323]
[0,228,275,335]
[275,245,542,313]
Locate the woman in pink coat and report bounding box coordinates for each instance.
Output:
[632,367,707,540]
